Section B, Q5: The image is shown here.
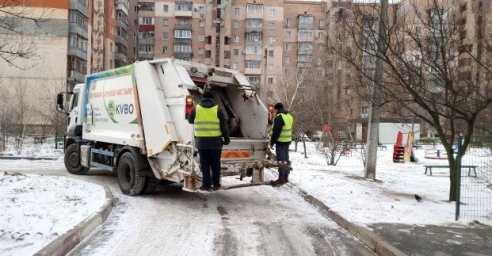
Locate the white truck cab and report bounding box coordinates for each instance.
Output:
[57,58,276,195]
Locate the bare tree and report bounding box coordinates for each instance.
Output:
[0,80,15,151]
[0,0,47,69]
[340,0,492,201]
[318,123,354,166]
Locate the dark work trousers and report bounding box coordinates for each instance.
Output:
[198,149,222,188]
[275,143,290,175]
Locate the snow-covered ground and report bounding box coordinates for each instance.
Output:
[0,137,64,159]
[289,142,492,226]
[0,172,106,256]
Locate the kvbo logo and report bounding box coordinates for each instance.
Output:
[116,104,134,114]
[107,100,135,122]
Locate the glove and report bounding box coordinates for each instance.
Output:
[223,137,230,145]
[270,141,275,149]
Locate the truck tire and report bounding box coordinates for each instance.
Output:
[64,144,90,175]
[117,152,148,196]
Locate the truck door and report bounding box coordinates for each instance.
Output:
[67,88,81,133]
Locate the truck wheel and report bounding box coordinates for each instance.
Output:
[117,152,148,196]
[64,144,90,175]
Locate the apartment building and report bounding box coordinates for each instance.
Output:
[135,1,331,103]
[0,0,131,130]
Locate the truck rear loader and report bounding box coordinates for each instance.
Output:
[57,58,276,195]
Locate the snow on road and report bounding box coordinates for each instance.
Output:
[0,172,106,256]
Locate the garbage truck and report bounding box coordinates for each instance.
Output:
[56,58,276,195]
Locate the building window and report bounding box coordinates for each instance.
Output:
[199,20,205,28]
[139,45,154,52]
[268,64,273,71]
[232,63,238,70]
[234,49,239,56]
[319,19,324,28]
[285,18,291,28]
[139,16,154,25]
[268,77,273,84]
[163,46,168,53]
[175,1,192,11]
[286,31,291,38]
[163,5,168,12]
[233,35,239,43]
[285,56,290,63]
[269,8,276,17]
[199,34,205,41]
[224,51,230,59]
[268,37,275,44]
[245,46,261,55]
[247,76,261,84]
[284,69,289,76]
[269,50,273,57]
[163,32,168,40]
[175,30,192,38]
[246,4,263,14]
[234,7,240,15]
[139,2,155,11]
[245,61,261,68]
[269,22,275,30]
[163,18,169,26]
[198,6,205,15]
[69,10,88,30]
[284,43,291,51]
[199,48,205,55]
[233,21,240,28]
[174,45,192,53]
[299,15,314,25]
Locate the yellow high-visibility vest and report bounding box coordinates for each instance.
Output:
[278,113,293,142]
[194,105,222,137]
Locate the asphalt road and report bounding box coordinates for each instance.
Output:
[2,159,374,256]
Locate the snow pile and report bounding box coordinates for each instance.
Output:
[0,137,63,159]
[0,172,106,256]
[289,142,492,226]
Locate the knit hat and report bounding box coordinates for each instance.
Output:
[203,90,214,99]
[274,102,284,110]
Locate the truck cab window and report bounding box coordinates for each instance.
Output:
[70,93,79,110]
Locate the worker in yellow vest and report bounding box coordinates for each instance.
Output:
[270,103,294,186]
[188,90,230,191]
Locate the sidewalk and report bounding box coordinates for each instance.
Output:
[288,142,492,255]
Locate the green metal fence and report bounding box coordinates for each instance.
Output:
[456,137,492,222]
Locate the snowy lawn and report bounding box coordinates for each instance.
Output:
[0,172,106,256]
[289,142,492,226]
[0,137,63,159]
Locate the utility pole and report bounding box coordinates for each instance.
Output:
[365,0,388,179]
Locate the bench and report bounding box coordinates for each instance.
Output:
[424,165,477,177]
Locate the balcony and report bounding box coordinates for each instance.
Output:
[114,52,127,63]
[69,70,86,83]
[68,23,88,39]
[174,38,192,44]
[69,0,88,17]
[175,8,192,17]
[115,35,128,47]
[139,37,154,45]
[244,67,262,75]
[298,48,313,55]
[176,23,192,30]
[246,25,262,33]
[115,0,129,15]
[244,54,262,61]
[174,52,192,60]
[138,51,154,59]
[139,24,155,32]
[246,11,263,19]
[68,46,87,60]
[297,31,314,42]
[117,18,128,29]
[298,23,314,30]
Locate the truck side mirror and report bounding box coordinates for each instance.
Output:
[57,93,64,110]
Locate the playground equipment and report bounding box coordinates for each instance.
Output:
[393,131,416,163]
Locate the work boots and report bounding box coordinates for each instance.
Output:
[271,169,286,187]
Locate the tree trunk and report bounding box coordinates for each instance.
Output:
[303,139,307,158]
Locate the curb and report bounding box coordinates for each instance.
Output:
[289,184,407,256]
[33,186,114,256]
